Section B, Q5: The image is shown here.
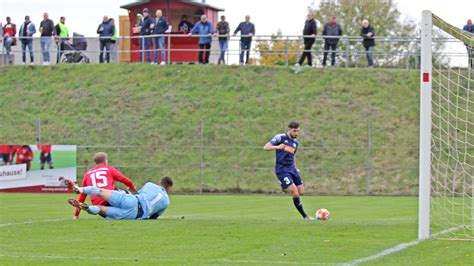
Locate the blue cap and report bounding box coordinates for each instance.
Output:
[143,8,149,13]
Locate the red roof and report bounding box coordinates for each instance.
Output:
[120,0,224,11]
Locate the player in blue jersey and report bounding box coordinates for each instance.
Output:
[65,176,173,220]
[264,121,314,220]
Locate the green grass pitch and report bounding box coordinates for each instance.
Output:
[0,193,471,265]
[29,150,77,171]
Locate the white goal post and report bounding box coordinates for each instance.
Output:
[419,10,473,241]
[418,10,432,241]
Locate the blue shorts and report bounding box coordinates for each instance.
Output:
[275,168,303,189]
[105,191,139,220]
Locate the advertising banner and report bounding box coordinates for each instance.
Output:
[0,144,77,193]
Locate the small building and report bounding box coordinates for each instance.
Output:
[119,0,224,63]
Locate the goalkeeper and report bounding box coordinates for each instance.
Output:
[65,176,173,220]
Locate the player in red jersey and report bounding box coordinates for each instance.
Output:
[8,145,21,164]
[37,143,53,170]
[0,144,12,165]
[72,152,137,219]
[15,145,33,171]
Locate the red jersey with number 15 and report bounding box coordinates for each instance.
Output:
[74,164,136,217]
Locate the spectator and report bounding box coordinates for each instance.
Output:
[463,19,473,68]
[322,16,342,67]
[0,22,3,53]
[152,9,169,65]
[135,14,143,28]
[3,17,17,64]
[97,16,114,64]
[139,8,153,62]
[234,15,255,65]
[39,12,55,65]
[360,19,375,67]
[189,15,214,64]
[295,12,317,71]
[110,18,118,63]
[216,15,230,65]
[55,16,69,63]
[178,15,194,33]
[19,15,36,65]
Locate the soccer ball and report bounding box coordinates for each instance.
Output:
[316,208,330,220]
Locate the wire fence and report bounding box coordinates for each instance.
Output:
[3,115,424,196]
[3,34,468,68]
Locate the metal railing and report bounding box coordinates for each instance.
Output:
[3,34,462,68]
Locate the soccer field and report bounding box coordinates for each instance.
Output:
[0,193,471,265]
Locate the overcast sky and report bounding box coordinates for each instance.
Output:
[0,0,471,36]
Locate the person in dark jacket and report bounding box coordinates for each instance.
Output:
[360,19,375,67]
[322,16,342,67]
[97,16,114,63]
[178,15,193,33]
[295,13,317,71]
[234,15,255,65]
[189,15,214,64]
[39,12,54,65]
[19,15,36,65]
[216,15,230,65]
[463,19,473,68]
[139,8,153,62]
[152,9,169,65]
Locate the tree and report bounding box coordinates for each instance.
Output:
[256,30,302,66]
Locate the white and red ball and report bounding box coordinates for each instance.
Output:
[316,208,330,220]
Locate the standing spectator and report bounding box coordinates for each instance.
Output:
[3,17,17,64]
[135,14,143,29]
[39,12,55,65]
[178,15,193,33]
[19,15,36,65]
[216,15,230,65]
[295,13,317,71]
[16,145,33,171]
[0,144,12,165]
[0,22,3,51]
[97,16,114,64]
[152,9,169,65]
[139,8,153,62]
[234,15,255,65]
[110,18,118,63]
[55,16,69,63]
[360,19,375,67]
[322,16,342,67]
[463,19,474,68]
[189,15,214,64]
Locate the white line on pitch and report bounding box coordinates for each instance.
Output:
[0,254,333,265]
[343,226,464,266]
[0,218,68,227]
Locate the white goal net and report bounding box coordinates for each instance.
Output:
[419,11,473,240]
